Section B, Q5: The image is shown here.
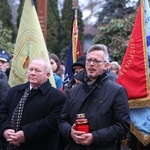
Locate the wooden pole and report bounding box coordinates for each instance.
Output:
[37,0,47,42]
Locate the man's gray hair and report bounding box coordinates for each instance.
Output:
[86,44,109,62]
[30,58,51,73]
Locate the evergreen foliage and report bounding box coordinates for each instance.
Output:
[47,0,60,55]
[97,0,139,25]
[0,0,12,28]
[0,20,14,54]
[61,0,73,58]
[94,13,136,64]
[0,0,16,43]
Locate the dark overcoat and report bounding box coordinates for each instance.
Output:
[0,80,66,150]
[59,72,130,150]
[0,70,10,106]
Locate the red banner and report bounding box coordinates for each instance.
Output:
[117,2,150,108]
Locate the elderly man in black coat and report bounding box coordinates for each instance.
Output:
[0,58,66,150]
[59,44,130,150]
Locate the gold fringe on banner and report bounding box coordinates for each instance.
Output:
[129,97,150,108]
[130,122,150,146]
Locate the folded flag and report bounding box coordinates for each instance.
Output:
[63,9,82,88]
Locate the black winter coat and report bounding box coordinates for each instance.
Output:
[0,70,10,106]
[0,80,66,150]
[59,72,130,150]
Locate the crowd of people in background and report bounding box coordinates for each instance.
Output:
[0,44,149,150]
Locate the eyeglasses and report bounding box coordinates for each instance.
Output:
[86,59,105,65]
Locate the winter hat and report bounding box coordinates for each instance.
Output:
[72,55,86,72]
[0,49,11,62]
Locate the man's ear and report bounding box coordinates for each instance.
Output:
[47,72,50,78]
[104,62,110,70]
[6,62,10,68]
[106,62,111,69]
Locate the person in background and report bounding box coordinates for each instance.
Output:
[63,55,86,95]
[49,53,62,77]
[49,53,63,91]
[0,58,66,150]
[0,49,11,79]
[0,70,10,106]
[59,44,130,150]
[72,56,86,76]
[105,56,118,82]
[110,61,120,76]
[0,50,11,106]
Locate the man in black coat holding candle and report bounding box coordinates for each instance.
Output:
[59,44,130,150]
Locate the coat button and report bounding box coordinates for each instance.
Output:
[93,99,97,103]
[98,85,101,88]
[81,99,84,102]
